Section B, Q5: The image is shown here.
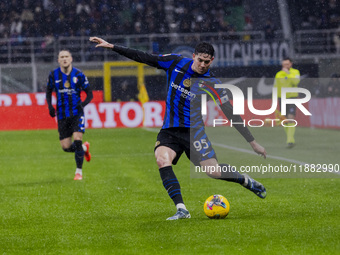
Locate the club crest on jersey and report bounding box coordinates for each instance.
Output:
[183,78,192,87]
[64,81,70,88]
[73,77,78,83]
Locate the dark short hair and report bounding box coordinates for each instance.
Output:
[282,57,292,62]
[194,42,214,57]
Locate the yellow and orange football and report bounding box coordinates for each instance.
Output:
[204,194,230,219]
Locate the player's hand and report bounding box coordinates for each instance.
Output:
[48,106,55,117]
[89,37,114,49]
[282,67,290,74]
[249,140,267,159]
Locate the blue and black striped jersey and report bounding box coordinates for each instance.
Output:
[156,55,226,129]
[112,45,254,142]
[47,67,90,120]
[112,46,226,129]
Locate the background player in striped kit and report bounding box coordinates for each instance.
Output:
[46,50,93,180]
[90,37,267,220]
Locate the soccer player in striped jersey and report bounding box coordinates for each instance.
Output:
[46,50,93,180]
[90,37,267,220]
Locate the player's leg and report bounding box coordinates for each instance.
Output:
[73,132,84,180]
[74,114,91,161]
[280,99,296,147]
[60,137,75,152]
[58,118,75,152]
[190,128,266,199]
[72,115,86,180]
[155,146,190,220]
[278,98,293,145]
[284,102,297,148]
[286,112,296,148]
[200,158,266,198]
[189,127,239,182]
[200,158,245,184]
[155,129,190,220]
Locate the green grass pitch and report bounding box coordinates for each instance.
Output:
[0,127,339,254]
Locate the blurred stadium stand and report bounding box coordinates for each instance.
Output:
[0,0,339,97]
[0,0,339,62]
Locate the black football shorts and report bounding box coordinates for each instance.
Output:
[154,127,217,166]
[58,114,85,140]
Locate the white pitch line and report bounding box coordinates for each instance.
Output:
[213,142,340,176]
[212,142,308,165]
[143,127,159,133]
[143,127,339,175]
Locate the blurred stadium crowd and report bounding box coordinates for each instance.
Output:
[0,0,245,39]
[0,0,339,98]
[0,0,339,40]
[292,0,340,30]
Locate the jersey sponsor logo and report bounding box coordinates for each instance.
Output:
[58,88,76,95]
[55,79,62,83]
[64,81,70,88]
[174,68,184,73]
[171,82,196,100]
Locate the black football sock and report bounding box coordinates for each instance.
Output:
[63,142,76,152]
[215,164,245,184]
[74,140,85,169]
[159,166,184,205]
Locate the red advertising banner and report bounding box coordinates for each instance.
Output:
[0,91,103,130]
[83,101,166,129]
[0,91,166,130]
[1,92,338,130]
[309,97,340,129]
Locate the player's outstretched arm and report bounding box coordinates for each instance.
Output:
[89,36,164,68]
[249,140,267,159]
[219,101,267,158]
[89,37,114,49]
